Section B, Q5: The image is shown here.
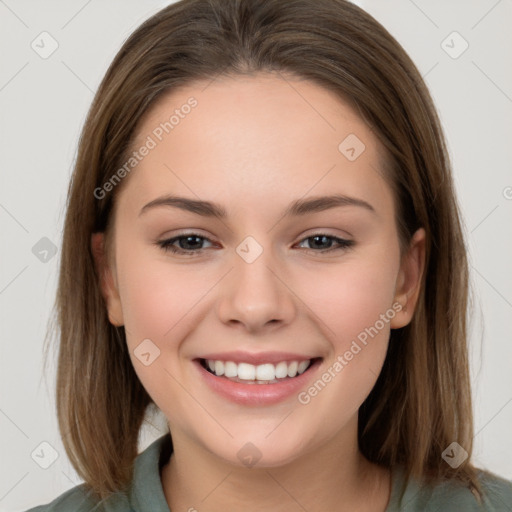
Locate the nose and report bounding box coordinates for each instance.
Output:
[216,242,297,333]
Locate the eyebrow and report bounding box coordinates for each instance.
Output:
[139,193,377,218]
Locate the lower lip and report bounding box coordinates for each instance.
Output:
[194,358,323,406]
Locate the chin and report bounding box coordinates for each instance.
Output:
[202,429,317,470]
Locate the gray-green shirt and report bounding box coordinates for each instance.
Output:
[25,433,512,511]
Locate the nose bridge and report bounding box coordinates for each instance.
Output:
[216,234,296,330]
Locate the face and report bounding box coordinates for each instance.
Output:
[93,73,425,468]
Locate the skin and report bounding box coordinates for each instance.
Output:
[92,73,425,511]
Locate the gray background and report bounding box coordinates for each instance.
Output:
[1,0,511,510]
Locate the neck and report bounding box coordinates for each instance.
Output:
[161,418,391,512]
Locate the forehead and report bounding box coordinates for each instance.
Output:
[119,73,393,220]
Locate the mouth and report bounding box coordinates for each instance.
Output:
[193,355,324,406]
[199,357,322,384]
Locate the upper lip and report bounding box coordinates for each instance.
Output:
[197,351,319,365]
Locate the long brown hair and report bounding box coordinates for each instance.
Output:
[44,0,481,502]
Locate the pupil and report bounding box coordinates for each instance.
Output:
[181,236,202,250]
[312,235,330,249]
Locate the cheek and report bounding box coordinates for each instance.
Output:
[114,247,212,421]
[112,240,200,368]
[115,243,208,341]
[294,251,400,346]
[291,249,400,411]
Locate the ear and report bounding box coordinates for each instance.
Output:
[91,232,124,327]
[390,227,426,329]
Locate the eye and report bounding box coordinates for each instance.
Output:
[295,233,354,253]
[156,233,215,255]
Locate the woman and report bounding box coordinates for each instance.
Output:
[27,0,512,510]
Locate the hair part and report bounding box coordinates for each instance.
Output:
[46,0,479,503]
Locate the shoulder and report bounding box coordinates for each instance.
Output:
[390,466,512,511]
[24,433,172,512]
[23,482,131,512]
[473,469,512,511]
[23,483,98,512]
[426,469,512,511]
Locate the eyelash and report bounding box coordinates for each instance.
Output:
[155,232,354,256]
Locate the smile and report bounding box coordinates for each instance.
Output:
[194,355,323,405]
[201,358,314,383]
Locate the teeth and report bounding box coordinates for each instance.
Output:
[275,361,288,379]
[287,361,298,377]
[238,362,256,380]
[224,361,238,378]
[214,360,224,376]
[297,361,309,374]
[256,363,275,381]
[204,359,313,381]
